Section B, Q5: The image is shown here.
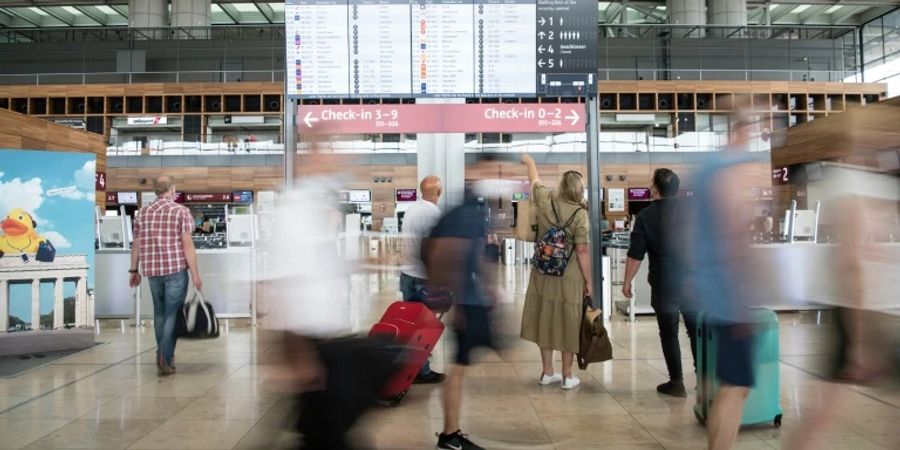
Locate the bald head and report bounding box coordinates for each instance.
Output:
[420,175,442,204]
[153,176,175,196]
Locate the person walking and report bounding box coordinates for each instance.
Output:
[519,154,592,390]
[622,168,696,397]
[399,175,446,384]
[129,176,202,376]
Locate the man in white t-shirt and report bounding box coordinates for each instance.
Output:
[399,175,445,384]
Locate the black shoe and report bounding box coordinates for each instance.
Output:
[437,430,483,450]
[657,380,687,397]
[414,371,446,384]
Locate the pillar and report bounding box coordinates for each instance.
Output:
[171,0,211,27]
[667,0,706,26]
[128,0,167,28]
[31,279,40,331]
[0,280,8,333]
[53,277,64,329]
[707,0,747,27]
[415,99,466,212]
[75,277,87,327]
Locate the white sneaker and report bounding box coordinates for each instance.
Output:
[539,373,563,386]
[561,376,581,390]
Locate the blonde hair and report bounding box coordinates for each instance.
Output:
[557,170,587,208]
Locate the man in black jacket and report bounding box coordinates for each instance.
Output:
[622,168,696,397]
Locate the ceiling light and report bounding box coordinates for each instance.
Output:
[792,5,811,14]
[826,5,842,14]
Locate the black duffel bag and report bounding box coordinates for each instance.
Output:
[176,289,220,339]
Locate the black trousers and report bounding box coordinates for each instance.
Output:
[297,337,401,450]
[653,298,698,382]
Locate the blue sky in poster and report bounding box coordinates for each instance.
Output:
[0,149,96,324]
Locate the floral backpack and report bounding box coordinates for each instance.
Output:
[532,199,583,276]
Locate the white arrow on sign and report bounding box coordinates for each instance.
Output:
[565,109,579,126]
[538,31,546,39]
[303,111,319,128]
[537,59,545,68]
[538,45,545,54]
[539,17,545,26]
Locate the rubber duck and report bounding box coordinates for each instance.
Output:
[0,208,46,254]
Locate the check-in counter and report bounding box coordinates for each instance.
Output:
[95,247,256,320]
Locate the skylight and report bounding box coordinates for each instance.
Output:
[29,7,48,16]
[792,5,811,14]
[826,5,843,14]
[96,5,117,14]
[63,6,81,15]
[232,3,259,13]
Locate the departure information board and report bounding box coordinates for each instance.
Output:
[285,0,596,98]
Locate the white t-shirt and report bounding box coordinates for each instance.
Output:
[258,176,351,337]
[400,200,441,279]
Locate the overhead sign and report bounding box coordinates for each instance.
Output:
[285,0,597,98]
[127,116,167,126]
[627,187,651,201]
[396,189,418,202]
[232,190,254,204]
[298,103,584,133]
[182,193,232,203]
[95,171,106,190]
[772,167,790,185]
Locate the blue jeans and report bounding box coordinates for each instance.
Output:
[148,269,188,366]
[399,272,433,376]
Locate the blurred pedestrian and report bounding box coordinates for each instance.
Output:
[519,154,592,390]
[260,148,398,450]
[399,174,446,384]
[129,176,203,376]
[425,155,510,450]
[687,111,762,450]
[623,168,696,397]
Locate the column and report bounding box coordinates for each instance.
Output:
[415,98,466,212]
[0,280,8,333]
[707,0,747,27]
[171,0,211,27]
[31,279,40,331]
[128,0,167,28]
[75,277,87,328]
[667,0,706,26]
[53,277,64,329]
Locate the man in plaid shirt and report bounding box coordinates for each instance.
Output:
[129,176,203,376]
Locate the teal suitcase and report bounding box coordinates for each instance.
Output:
[694,308,783,428]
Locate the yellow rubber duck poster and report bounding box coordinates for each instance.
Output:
[1,149,96,331]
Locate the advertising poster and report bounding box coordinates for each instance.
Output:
[607,188,625,212]
[0,149,96,331]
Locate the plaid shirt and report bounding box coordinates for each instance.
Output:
[134,198,193,277]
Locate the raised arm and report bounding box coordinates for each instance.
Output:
[522,154,540,185]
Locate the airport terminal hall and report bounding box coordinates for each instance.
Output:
[1,0,900,449]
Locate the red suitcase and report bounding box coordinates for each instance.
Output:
[368,301,444,406]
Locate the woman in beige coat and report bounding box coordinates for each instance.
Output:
[520,154,593,390]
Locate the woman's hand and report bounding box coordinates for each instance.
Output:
[521,154,535,166]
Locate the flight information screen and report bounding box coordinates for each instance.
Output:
[285,0,597,98]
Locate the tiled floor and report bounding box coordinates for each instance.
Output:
[0,268,897,449]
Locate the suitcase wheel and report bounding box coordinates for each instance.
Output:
[388,391,407,407]
[774,414,782,428]
[694,409,706,427]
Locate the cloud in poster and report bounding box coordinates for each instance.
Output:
[0,176,44,219]
[74,160,95,192]
[42,231,72,248]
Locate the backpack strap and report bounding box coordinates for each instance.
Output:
[550,198,562,227]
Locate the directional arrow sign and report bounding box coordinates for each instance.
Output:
[538,45,545,54]
[538,31,546,39]
[539,17,545,26]
[297,104,584,134]
[538,59,545,68]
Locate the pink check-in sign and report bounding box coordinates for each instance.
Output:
[298,104,584,134]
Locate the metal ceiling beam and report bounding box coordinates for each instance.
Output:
[0,11,12,27]
[6,8,44,27]
[108,4,126,18]
[769,5,796,23]
[798,4,830,24]
[218,3,239,24]
[41,6,76,25]
[831,5,866,24]
[73,5,107,25]
[629,5,666,23]
[252,1,273,24]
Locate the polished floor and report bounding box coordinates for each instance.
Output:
[1,267,898,450]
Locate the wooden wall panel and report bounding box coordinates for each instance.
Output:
[0,109,106,205]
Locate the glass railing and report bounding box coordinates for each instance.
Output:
[0,23,862,85]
